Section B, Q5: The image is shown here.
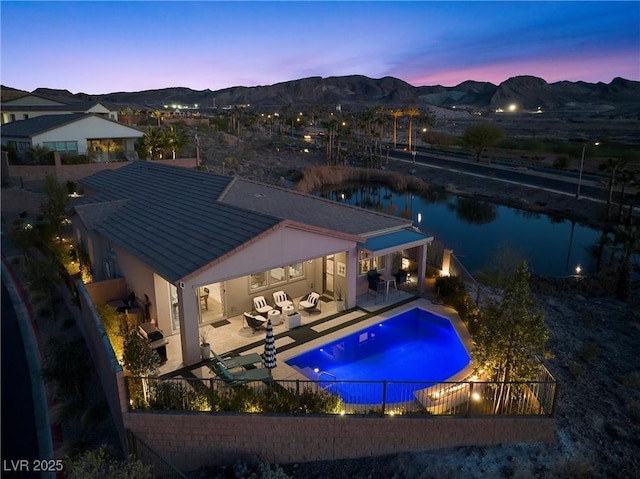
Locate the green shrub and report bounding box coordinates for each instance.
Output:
[147,380,211,411]
[434,275,466,301]
[577,342,601,362]
[567,361,585,378]
[66,446,152,479]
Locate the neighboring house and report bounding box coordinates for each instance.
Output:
[1,92,120,124]
[1,113,144,162]
[72,162,433,366]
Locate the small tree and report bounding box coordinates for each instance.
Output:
[40,173,69,244]
[122,330,161,376]
[122,330,161,405]
[463,123,505,161]
[473,261,549,413]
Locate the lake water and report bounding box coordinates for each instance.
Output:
[319,186,605,277]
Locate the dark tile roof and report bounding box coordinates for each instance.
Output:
[0,113,87,137]
[1,101,120,112]
[220,178,413,236]
[77,162,282,282]
[76,162,417,283]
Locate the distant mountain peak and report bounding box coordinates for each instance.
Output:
[3,75,638,118]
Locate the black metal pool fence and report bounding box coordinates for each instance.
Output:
[126,366,556,417]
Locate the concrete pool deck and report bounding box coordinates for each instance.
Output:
[165,294,475,388]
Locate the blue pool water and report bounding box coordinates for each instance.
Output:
[285,308,471,404]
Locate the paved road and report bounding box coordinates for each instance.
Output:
[389,148,621,203]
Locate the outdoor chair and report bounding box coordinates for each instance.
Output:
[253,296,274,314]
[393,269,408,285]
[212,350,263,370]
[273,290,293,310]
[367,270,385,303]
[299,291,321,315]
[243,312,267,333]
[211,361,272,385]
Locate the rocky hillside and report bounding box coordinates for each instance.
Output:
[3,75,639,118]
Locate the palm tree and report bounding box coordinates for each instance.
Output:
[25,144,53,165]
[141,127,164,160]
[599,158,626,220]
[375,107,387,157]
[405,107,420,151]
[163,126,188,159]
[389,110,403,148]
[617,170,636,224]
[323,117,339,165]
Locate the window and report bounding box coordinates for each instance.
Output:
[359,251,385,275]
[43,141,78,154]
[249,272,268,291]
[270,267,286,284]
[250,263,305,291]
[23,114,29,120]
[288,262,304,279]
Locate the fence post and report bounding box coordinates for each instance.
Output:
[295,379,300,415]
[466,382,474,417]
[209,378,215,415]
[381,381,387,415]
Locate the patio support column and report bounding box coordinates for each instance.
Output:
[176,282,201,366]
[346,246,358,309]
[416,242,427,294]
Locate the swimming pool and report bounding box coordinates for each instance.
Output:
[285,307,471,404]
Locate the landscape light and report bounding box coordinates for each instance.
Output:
[575,265,582,275]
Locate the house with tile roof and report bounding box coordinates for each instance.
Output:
[1,113,143,162]
[1,92,120,124]
[72,161,432,366]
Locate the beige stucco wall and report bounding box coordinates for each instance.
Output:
[31,115,142,154]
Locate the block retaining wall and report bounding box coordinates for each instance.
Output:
[123,412,555,470]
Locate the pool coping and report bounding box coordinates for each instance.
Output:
[271,298,476,384]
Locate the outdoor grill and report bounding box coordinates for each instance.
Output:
[137,322,168,363]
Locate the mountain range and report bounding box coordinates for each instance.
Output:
[2,75,639,118]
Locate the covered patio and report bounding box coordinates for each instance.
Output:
[159,281,427,377]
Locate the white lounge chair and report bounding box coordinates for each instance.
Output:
[253,296,273,314]
[273,290,293,310]
[299,292,321,315]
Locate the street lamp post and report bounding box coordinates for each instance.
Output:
[576,141,599,199]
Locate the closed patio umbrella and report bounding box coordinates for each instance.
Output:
[263,319,277,375]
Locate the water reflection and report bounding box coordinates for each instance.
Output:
[452,197,498,225]
[320,184,604,277]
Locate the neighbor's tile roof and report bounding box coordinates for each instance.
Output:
[0,113,87,137]
[220,178,412,236]
[1,101,121,113]
[77,162,282,282]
